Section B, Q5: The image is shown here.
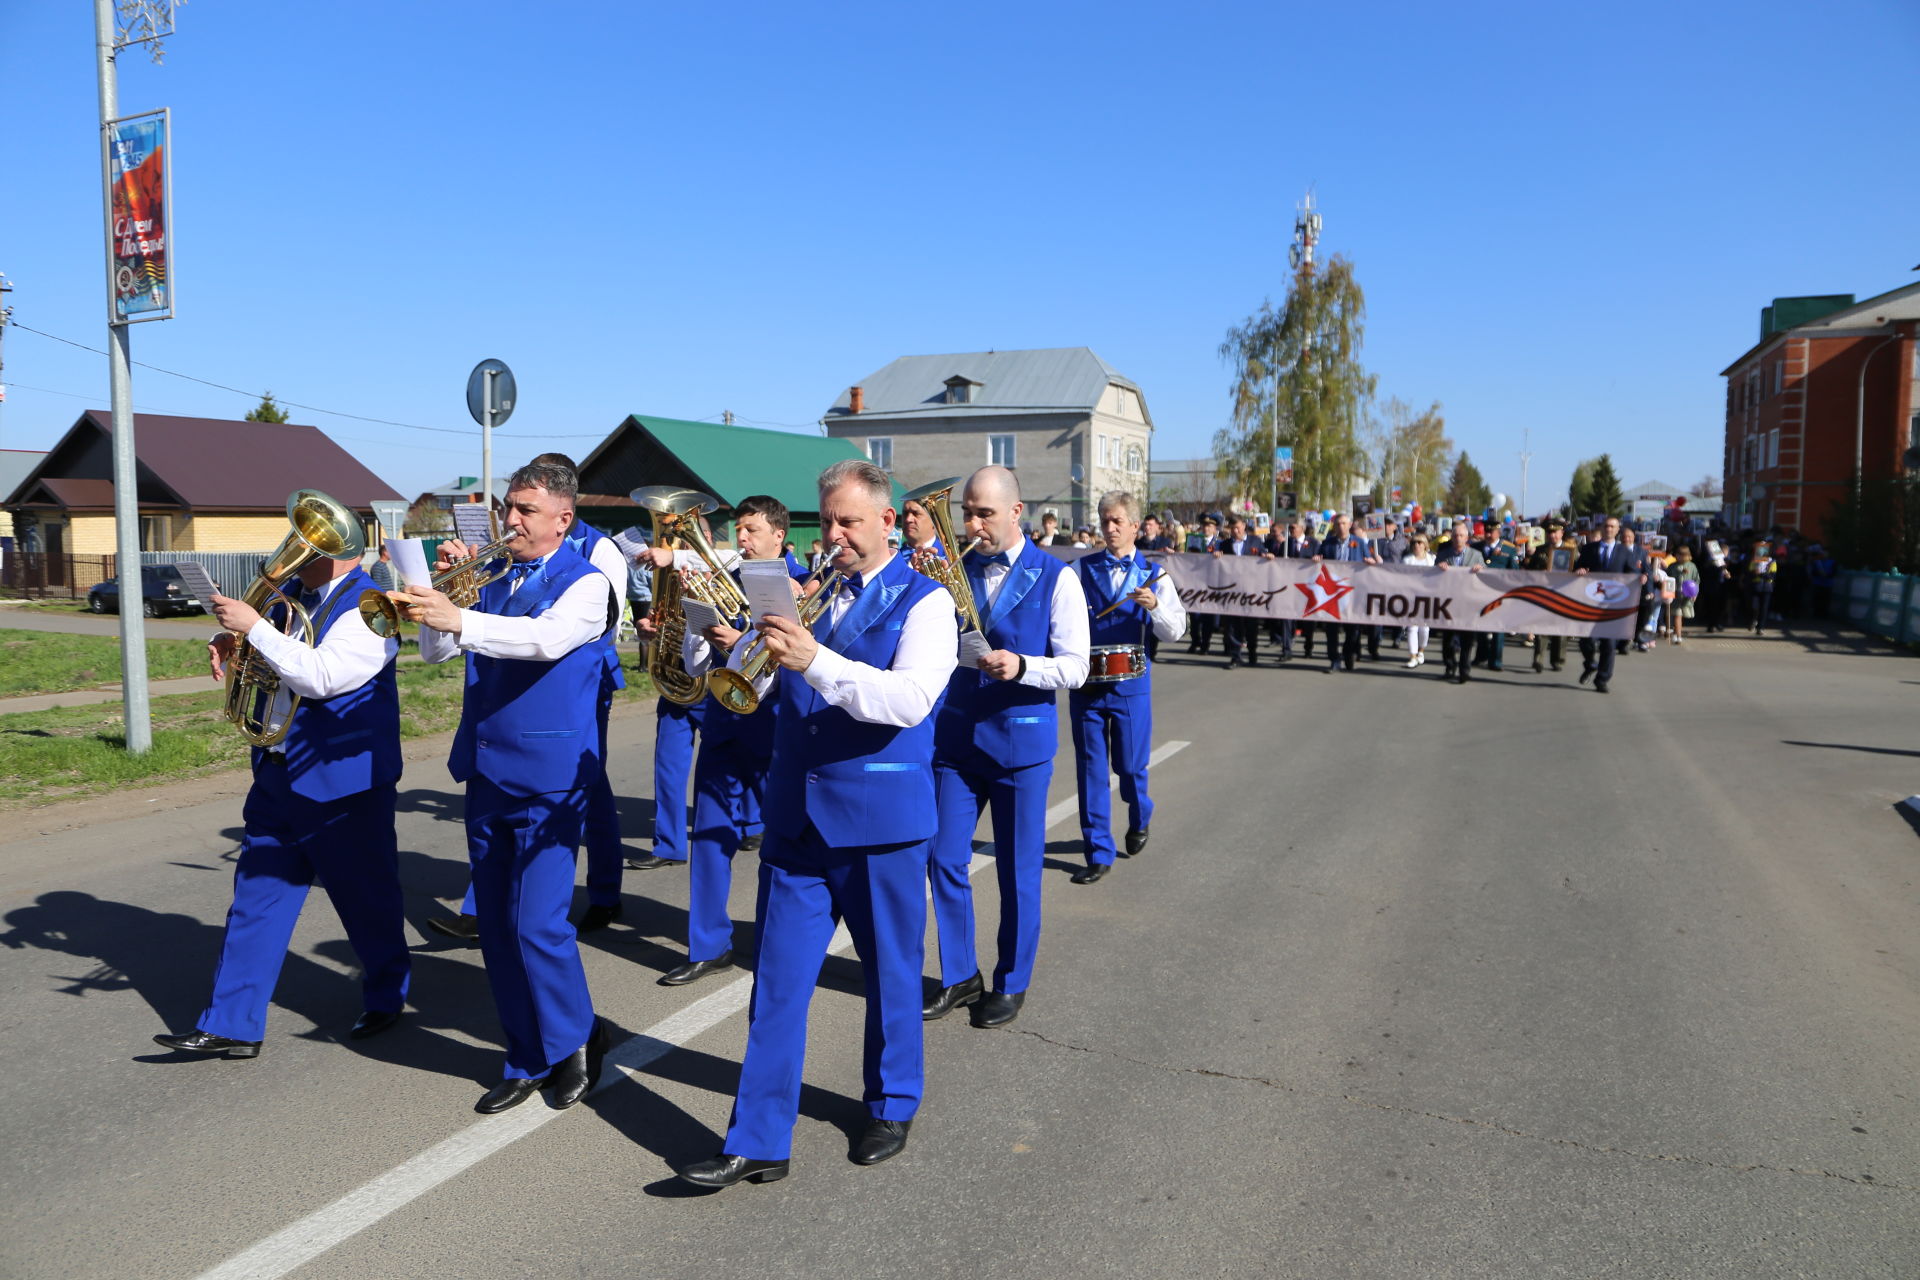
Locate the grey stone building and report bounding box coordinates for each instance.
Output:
[821,347,1153,533]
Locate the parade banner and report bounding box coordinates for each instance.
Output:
[106,108,172,323]
[1148,552,1639,640]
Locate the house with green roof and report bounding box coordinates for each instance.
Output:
[574,413,899,550]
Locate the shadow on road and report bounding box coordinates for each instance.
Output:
[1781,739,1920,759]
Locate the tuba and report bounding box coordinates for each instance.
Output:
[224,489,367,747]
[357,528,522,638]
[629,485,736,706]
[903,476,987,637]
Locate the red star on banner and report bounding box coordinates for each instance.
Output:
[1296,564,1355,620]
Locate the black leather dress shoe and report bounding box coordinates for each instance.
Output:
[1579,667,1595,684]
[659,952,735,986]
[575,901,623,933]
[970,990,1025,1028]
[852,1119,911,1166]
[153,1030,261,1059]
[476,1077,543,1114]
[546,1020,608,1109]
[737,834,763,853]
[678,1153,789,1188]
[1595,679,1610,694]
[922,971,984,1021]
[1070,862,1110,885]
[1123,827,1149,858]
[349,1009,402,1040]
[624,855,684,871]
[427,912,479,940]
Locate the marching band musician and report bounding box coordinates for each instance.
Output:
[154,552,409,1059]
[1068,491,1186,885]
[678,459,957,1188]
[661,495,800,986]
[402,461,613,1115]
[922,465,1090,1029]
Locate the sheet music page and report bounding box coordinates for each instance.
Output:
[612,527,648,559]
[739,558,801,624]
[679,595,725,633]
[171,562,219,606]
[388,539,432,591]
[959,631,993,666]
[452,505,494,546]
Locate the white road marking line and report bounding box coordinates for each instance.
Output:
[196,737,1191,1280]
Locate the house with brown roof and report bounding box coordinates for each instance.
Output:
[3,410,403,565]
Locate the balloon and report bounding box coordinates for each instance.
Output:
[1492,492,1509,511]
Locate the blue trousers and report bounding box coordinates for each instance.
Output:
[583,688,624,907]
[466,777,595,1079]
[200,766,408,1043]
[930,758,1051,993]
[1070,690,1154,868]
[724,826,929,1161]
[685,738,770,962]
[652,698,705,862]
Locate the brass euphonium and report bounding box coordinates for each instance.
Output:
[224,489,367,747]
[629,485,738,706]
[706,563,845,715]
[902,476,987,638]
[356,528,523,638]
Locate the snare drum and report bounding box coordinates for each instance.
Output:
[1087,643,1147,683]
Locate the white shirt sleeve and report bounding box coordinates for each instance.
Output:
[1147,577,1188,642]
[1014,567,1090,690]
[244,583,398,699]
[587,537,627,617]
[802,589,958,727]
[425,572,611,662]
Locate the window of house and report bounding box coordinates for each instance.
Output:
[989,434,1015,467]
[944,377,977,405]
[1096,434,1111,468]
[1126,444,1143,474]
[1768,429,1780,469]
[867,437,893,471]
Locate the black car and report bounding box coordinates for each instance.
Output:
[85,565,208,618]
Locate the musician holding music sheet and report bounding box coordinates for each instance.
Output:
[1067,491,1187,885]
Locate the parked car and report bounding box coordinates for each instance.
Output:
[85,565,208,618]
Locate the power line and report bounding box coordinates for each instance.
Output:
[8,322,601,440]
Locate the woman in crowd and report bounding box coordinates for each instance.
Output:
[1667,545,1699,644]
[1401,532,1437,667]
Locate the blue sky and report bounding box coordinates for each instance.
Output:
[2,1,1915,509]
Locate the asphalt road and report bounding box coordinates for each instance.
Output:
[1,624,1915,1279]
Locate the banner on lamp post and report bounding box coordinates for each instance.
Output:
[105,108,173,323]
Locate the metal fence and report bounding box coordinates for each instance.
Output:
[2,550,274,600]
[1835,571,1920,645]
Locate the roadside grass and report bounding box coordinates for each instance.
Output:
[0,597,98,614]
[0,628,213,696]
[0,659,655,810]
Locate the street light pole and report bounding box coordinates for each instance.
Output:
[93,0,150,754]
[1855,331,1902,481]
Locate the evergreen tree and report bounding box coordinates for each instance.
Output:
[1444,451,1490,513]
[1216,255,1376,511]
[1565,456,1600,518]
[1588,453,1626,517]
[245,392,290,423]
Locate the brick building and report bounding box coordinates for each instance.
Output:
[1720,282,1920,535]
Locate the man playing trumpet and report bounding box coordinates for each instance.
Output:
[397,461,614,1114]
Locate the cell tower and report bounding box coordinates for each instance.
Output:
[1288,190,1322,272]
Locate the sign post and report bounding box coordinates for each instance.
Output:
[466,359,516,536]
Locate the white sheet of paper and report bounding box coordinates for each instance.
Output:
[959,630,993,666]
[739,559,801,624]
[452,505,494,546]
[612,527,648,559]
[680,594,725,633]
[171,561,220,605]
[388,539,432,591]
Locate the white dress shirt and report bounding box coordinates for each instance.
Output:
[1101,552,1188,642]
[582,533,627,619]
[976,536,1090,690]
[418,551,612,664]
[241,573,400,751]
[800,551,958,727]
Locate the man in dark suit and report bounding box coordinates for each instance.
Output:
[1264,519,1317,659]
[1474,525,1520,671]
[1184,514,1223,654]
[1434,520,1486,683]
[1215,516,1263,668]
[1576,516,1634,694]
[1317,513,1371,672]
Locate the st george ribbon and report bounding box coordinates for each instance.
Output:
[1149,553,1640,640]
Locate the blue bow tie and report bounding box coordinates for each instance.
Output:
[973,551,1011,570]
[1090,553,1128,571]
[506,562,537,585]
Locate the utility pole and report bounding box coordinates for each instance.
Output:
[0,272,14,446]
[1519,427,1532,518]
[93,0,177,755]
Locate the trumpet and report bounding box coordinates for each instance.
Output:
[706,563,845,715]
[357,528,522,638]
[902,476,986,638]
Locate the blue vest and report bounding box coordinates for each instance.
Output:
[702,564,778,760]
[935,544,1067,770]
[564,522,627,694]
[259,566,402,803]
[763,553,944,847]
[1073,552,1153,702]
[449,544,610,798]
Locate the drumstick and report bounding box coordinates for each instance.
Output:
[1093,569,1166,619]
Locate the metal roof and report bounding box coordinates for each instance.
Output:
[577,414,899,517]
[3,411,403,511]
[824,347,1146,422]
